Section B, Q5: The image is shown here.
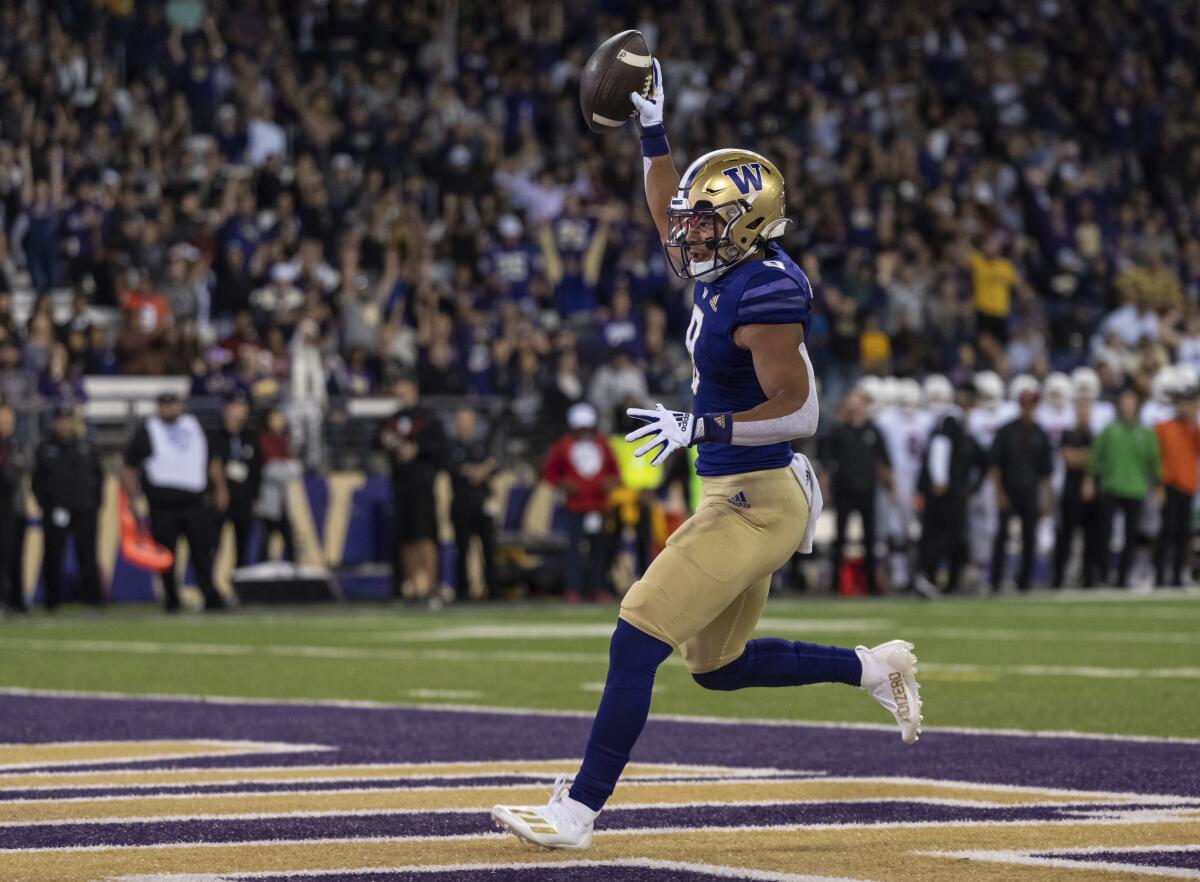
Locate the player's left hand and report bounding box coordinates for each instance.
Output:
[625,403,697,467]
[629,58,664,128]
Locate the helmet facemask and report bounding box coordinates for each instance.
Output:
[665,197,754,282]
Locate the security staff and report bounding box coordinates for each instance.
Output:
[33,403,104,608]
[915,387,985,596]
[822,390,892,595]
[380,376,445,601]
[448,407,498,600]
[1054,398,1099,587]
[0,404,30,612]
[990,389,1054,591]
[208,390,260,566]
[122,392,229,612]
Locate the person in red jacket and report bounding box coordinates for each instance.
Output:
[542,402,621,602]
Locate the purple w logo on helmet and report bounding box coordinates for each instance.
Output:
[722,163,763,195]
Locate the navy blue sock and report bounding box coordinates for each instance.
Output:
[569,619,673,811]
[692,639,862,691]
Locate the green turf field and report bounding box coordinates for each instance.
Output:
[2,593,1198,738]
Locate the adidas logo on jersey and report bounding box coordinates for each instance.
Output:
[728,491,751,509]
[709,294,720,311]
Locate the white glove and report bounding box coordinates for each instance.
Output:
[629,58,664,128]
[625,402,697,466]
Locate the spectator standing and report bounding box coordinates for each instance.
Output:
[821,390,891,595]
[209,391,261,567]
[915,390,984,596]
[255,408,300,562]
[1090,390,1162,588]
[966,233,1024,345]
[1153,391,1200,587]
[122,393,229,612]
[1054,398,1102,587]
[448,408,498,600]
[989,389,1054,591]
[380,376,445,602]
[33,405,104,609]
[541,403,621,603]
[0,404,29,612]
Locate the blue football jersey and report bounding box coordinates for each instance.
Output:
[687,243,814,477]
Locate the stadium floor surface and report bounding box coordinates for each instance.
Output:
[1,593,1198,881]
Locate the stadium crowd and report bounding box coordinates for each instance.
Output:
[3,0,1200,605]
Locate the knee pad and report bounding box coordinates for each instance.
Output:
[607,619,672,688]
[692,656,745,692]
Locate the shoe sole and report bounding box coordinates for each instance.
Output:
[490,806,592,850]
[889,641,923,745]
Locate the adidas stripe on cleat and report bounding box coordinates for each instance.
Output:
[491,774,596,849]
[857,639,923,744]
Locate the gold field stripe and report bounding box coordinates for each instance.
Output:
[0,741,322,770]
[0,779,1120,824]
[4,820,1200,882]
[0,761,770,790]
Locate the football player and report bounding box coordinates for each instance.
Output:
[875,378,932,588]
[492,58,922,850]
[966,371,1007,579]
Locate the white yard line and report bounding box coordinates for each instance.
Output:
[2,686,1198,744]
[0,636,1194,679]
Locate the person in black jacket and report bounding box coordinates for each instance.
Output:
[1054,398,1100,587]
[821,390,892,595]
[448,407,498,600]
[380,375,446,602]
[208,390,261,567]
[915,388,985,596]
[33,404,104,609]
[0,404,29,612]
[989,389,1054,591]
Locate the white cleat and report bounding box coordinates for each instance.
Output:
[857,639,923,744]
[491,774,595,849]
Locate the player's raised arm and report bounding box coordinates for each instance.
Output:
[630,60,678,242]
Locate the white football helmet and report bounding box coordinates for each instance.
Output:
[1043,372,1074,407]
[974,371,1004,408]
[1151,366,1174,404]
[857,375,884,414]
[1071,366,1102,401]
[923,374,954,410]
[879,376,902,412]
[1174,363,1200,398]
[1009,374,1041,401]
[896,378,922,413]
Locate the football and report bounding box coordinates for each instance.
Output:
[579,30,653,133]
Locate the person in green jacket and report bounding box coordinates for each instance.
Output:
[1088,389,1162,587]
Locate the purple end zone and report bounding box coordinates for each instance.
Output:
[0,801,1114,850]
[0,693,1196,797]
[1034,849,1200,870]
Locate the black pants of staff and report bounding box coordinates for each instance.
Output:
[260,515,295,561]
[0,502,26,610]
[1099,493,1143,588]
[1155,486,1193,587]
[452,504,497,599]
[220,502,257,567]
[42,510,102,608]
[991,494,1039,591]
[831,489,877,594]
[918,494,968,593]
[1054,490,1102,587]
[149,502,223,610]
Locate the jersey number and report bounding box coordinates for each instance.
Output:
[685,304,703,395]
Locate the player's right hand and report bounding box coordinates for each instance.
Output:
[630,58,664,128]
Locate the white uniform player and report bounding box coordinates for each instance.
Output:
[876,379,933,588]
[857,375,885,419]
[1036,372,1076,496]
[1140,366,1177,428]
[1072,367,1115,434]
[967,372,1008,575]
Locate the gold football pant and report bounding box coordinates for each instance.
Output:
[619,464,809,673]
